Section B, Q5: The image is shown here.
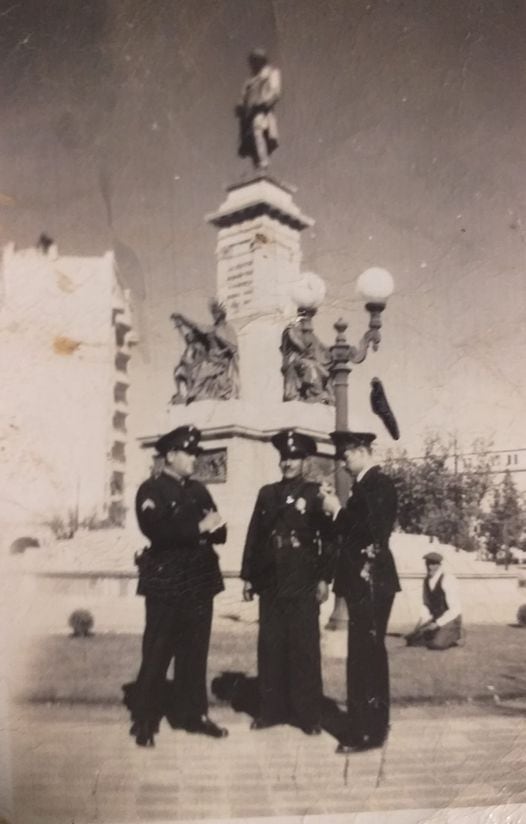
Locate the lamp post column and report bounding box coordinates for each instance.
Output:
[326,319,352,630]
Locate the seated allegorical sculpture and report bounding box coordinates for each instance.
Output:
[170,300,239,405]
[280,309,334,405]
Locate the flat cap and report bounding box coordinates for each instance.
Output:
[154,425,202,456]
[423,551,443,564]
[271,429,317,459]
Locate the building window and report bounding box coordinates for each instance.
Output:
[114,382,128,404]
[111,441,126,462]
[109,501,126,527]
[110,471,124,495]
[115,351,130,373]
[115,325,127,347]
[113,411,127,432]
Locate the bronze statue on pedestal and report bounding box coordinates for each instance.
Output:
[236,49,281,171]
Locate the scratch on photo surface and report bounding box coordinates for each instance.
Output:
[343,755,349,786]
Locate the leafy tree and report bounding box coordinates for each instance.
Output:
[481,470,525,556]
[384,434,496,550]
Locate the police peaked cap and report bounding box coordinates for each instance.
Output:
[330,430,376,457]
[271,429,317,459]
[154,425,202,456]
[423,551,443,564]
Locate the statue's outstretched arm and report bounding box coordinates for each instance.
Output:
[171,313,207,337]
[211,328,238,356]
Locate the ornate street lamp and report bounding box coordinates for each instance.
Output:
[327,267,394,629]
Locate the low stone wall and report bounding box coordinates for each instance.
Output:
[11,570,526,636]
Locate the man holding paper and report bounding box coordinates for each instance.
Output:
[125,425,228,746]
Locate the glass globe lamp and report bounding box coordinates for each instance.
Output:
[356,267,394,306]
[290,271,327,312]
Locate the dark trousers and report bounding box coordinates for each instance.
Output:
[343,592,395,743]
[258,591,322,728]
[406,616,462,650]
[133,596,213,724]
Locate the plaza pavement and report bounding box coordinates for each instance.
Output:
[6,701,526,823]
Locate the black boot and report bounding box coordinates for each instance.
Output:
[301,724,322,736]
[134,719,156,747]
[335,736,367,754]
[185,715,228,738]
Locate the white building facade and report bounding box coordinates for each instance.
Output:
[0,241,136,544]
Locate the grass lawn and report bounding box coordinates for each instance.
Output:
[15,624,526,706]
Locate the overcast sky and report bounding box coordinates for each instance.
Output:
[1,0,525,453]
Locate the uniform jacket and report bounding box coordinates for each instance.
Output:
[241,477,335,598]
[332,465,400,600]
[135,471,226,600]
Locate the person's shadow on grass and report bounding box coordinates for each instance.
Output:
[210,671,347,740]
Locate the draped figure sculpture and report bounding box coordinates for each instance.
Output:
[280,310,334,405]
[171,301,240,405]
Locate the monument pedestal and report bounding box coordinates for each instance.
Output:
[145,176,336,573]
[206,175,314,323]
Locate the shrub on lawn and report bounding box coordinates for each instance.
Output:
[68,609,94,638]
[9,536,40,554]
[517,604,526,627]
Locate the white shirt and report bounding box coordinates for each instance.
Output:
[420,569,461,627]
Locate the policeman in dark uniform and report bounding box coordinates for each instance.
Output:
[320,431,400,754]
[125,425,228,746]
[241,429,335,735]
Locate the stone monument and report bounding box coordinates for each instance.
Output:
[141,53,336,572]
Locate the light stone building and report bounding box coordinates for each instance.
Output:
[463,448,526,491]
[0,241,136,550]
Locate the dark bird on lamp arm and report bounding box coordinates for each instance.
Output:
[370,377,400,440]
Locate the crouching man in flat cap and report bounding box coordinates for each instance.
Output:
[320,431,400,754]
[124,425,228,746]
[405,552,463,650]
[241,429,335,735]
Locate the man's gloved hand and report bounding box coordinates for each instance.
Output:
[319,482,340,518]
